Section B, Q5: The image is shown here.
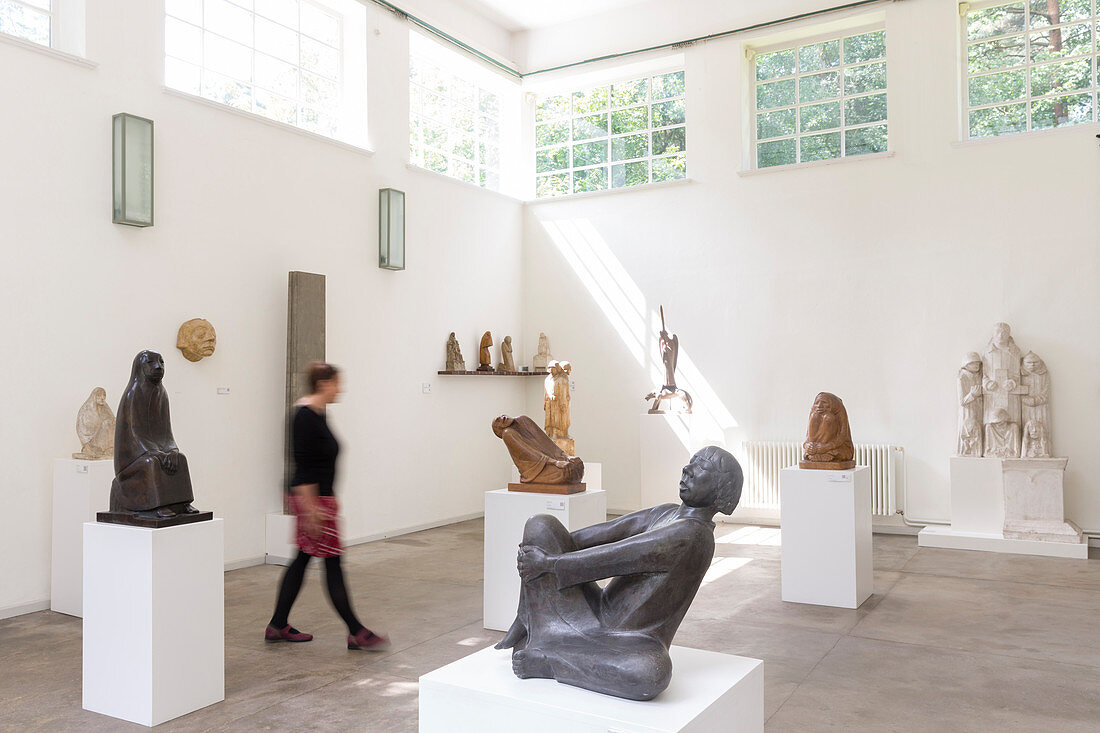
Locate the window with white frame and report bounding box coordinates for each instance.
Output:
[409,34,503,191]
[752,28,888,169]
[533,70,687,198]
[165,0,366,143]
[0,0,54,47]
[964,0,1098,137]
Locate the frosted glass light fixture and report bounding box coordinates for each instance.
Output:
[379,188,405,270]
[112,113,154,227]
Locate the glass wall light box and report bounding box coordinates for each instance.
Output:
[379,188,405,270]
[112,113,154,227]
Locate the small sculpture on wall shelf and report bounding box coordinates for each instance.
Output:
[493,414,584,494]
[98,350,211,527]
[645,306,692,414]
[495,446,743,701]
[799,392,855,470]
[176,318,217,362]
[544,360,574,456]
[444,332,466,372]
[956,352,983,457]
[531,332,553,372]
[73,387,115,460]
[478,331,495,372]
[498,335,516,372]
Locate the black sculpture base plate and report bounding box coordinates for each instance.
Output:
[96,511,214,528]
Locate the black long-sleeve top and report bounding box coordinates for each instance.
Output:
[290,405,339,496]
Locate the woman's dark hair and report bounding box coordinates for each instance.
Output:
[307,362,339,393]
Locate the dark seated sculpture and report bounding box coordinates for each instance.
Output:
[97,350,211,528]
[493,414,584,494]
[496,446,743,701]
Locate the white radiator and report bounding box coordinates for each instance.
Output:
[740,441,901,516]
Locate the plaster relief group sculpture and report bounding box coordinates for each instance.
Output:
[955,322,1052,459]
[496,445,743,701]
[799,392,855,470]
[98,350,212,527]
[645,307,692,414]
[444,332,466,372]
[74,387,116,460]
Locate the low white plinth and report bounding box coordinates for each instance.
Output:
[83,519,225,726]
[924,456,1087,558]
[419,645,763,733]
[917,525,1088,559]
[265,512,297,565]
[484,488,607,632]
[51,458,114,617]
[780,466,872,609]
[510,462,602,494]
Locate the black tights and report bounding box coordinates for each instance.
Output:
[270,551,364,635]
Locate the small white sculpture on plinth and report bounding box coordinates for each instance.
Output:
[956,352,983,457]
[74,387,115,460]
[531,332,552,372]
[1021,351,1051,458]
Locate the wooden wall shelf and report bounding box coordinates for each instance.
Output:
[437,370,545,377]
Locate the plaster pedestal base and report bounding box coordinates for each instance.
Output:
[483,488,606,631]
[83,520,225,726]
[780,466,872,609]
[265,512,296,565]
[919,457,1086,559]
[419,645,764,733]
[639,414,724,509]
[51,458,114,617]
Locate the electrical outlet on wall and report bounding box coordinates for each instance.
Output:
[422,382,432,394]
[570,380,576,391]
[217,387,230,395]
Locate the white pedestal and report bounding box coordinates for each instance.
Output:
[639,414,725,509]
[51,458,114,617]
[918,457,1087,559]
[510,462,602,494]
[419,645,764,733]
[780,466,872,609]
[265,512,297,565]
[483,488,607,632]
[83,519,225,726]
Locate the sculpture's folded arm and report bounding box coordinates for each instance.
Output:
[568,505,671,551]
[552,521,700,589]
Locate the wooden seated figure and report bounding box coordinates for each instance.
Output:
[493,414,584,494]
[496,446,743,701]
[98,350,211,527]
[799,392,856,470]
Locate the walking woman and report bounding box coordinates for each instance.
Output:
[266,362,389,650]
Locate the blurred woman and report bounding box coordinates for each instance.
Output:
[266,362,388,650]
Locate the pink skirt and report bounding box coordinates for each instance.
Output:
[289,495,343,558]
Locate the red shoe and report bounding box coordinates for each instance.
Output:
[347,628,390,651]
[265,624,313,642]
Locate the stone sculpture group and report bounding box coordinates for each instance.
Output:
[74,387,116,460]
[956,323,1052,459]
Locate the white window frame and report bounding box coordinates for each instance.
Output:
[531,66,688,199]
[0,0,57,48]
[164,0,356,143]
[960,0,1099,139]
[748,21,889,171]
[409,34,504,192]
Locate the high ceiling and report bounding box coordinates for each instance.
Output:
[452,0,646,31]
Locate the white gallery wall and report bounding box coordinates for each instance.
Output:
[522,0,1100,524]
[0,0,526,615]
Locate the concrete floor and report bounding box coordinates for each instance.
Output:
[2,520,1099,732]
